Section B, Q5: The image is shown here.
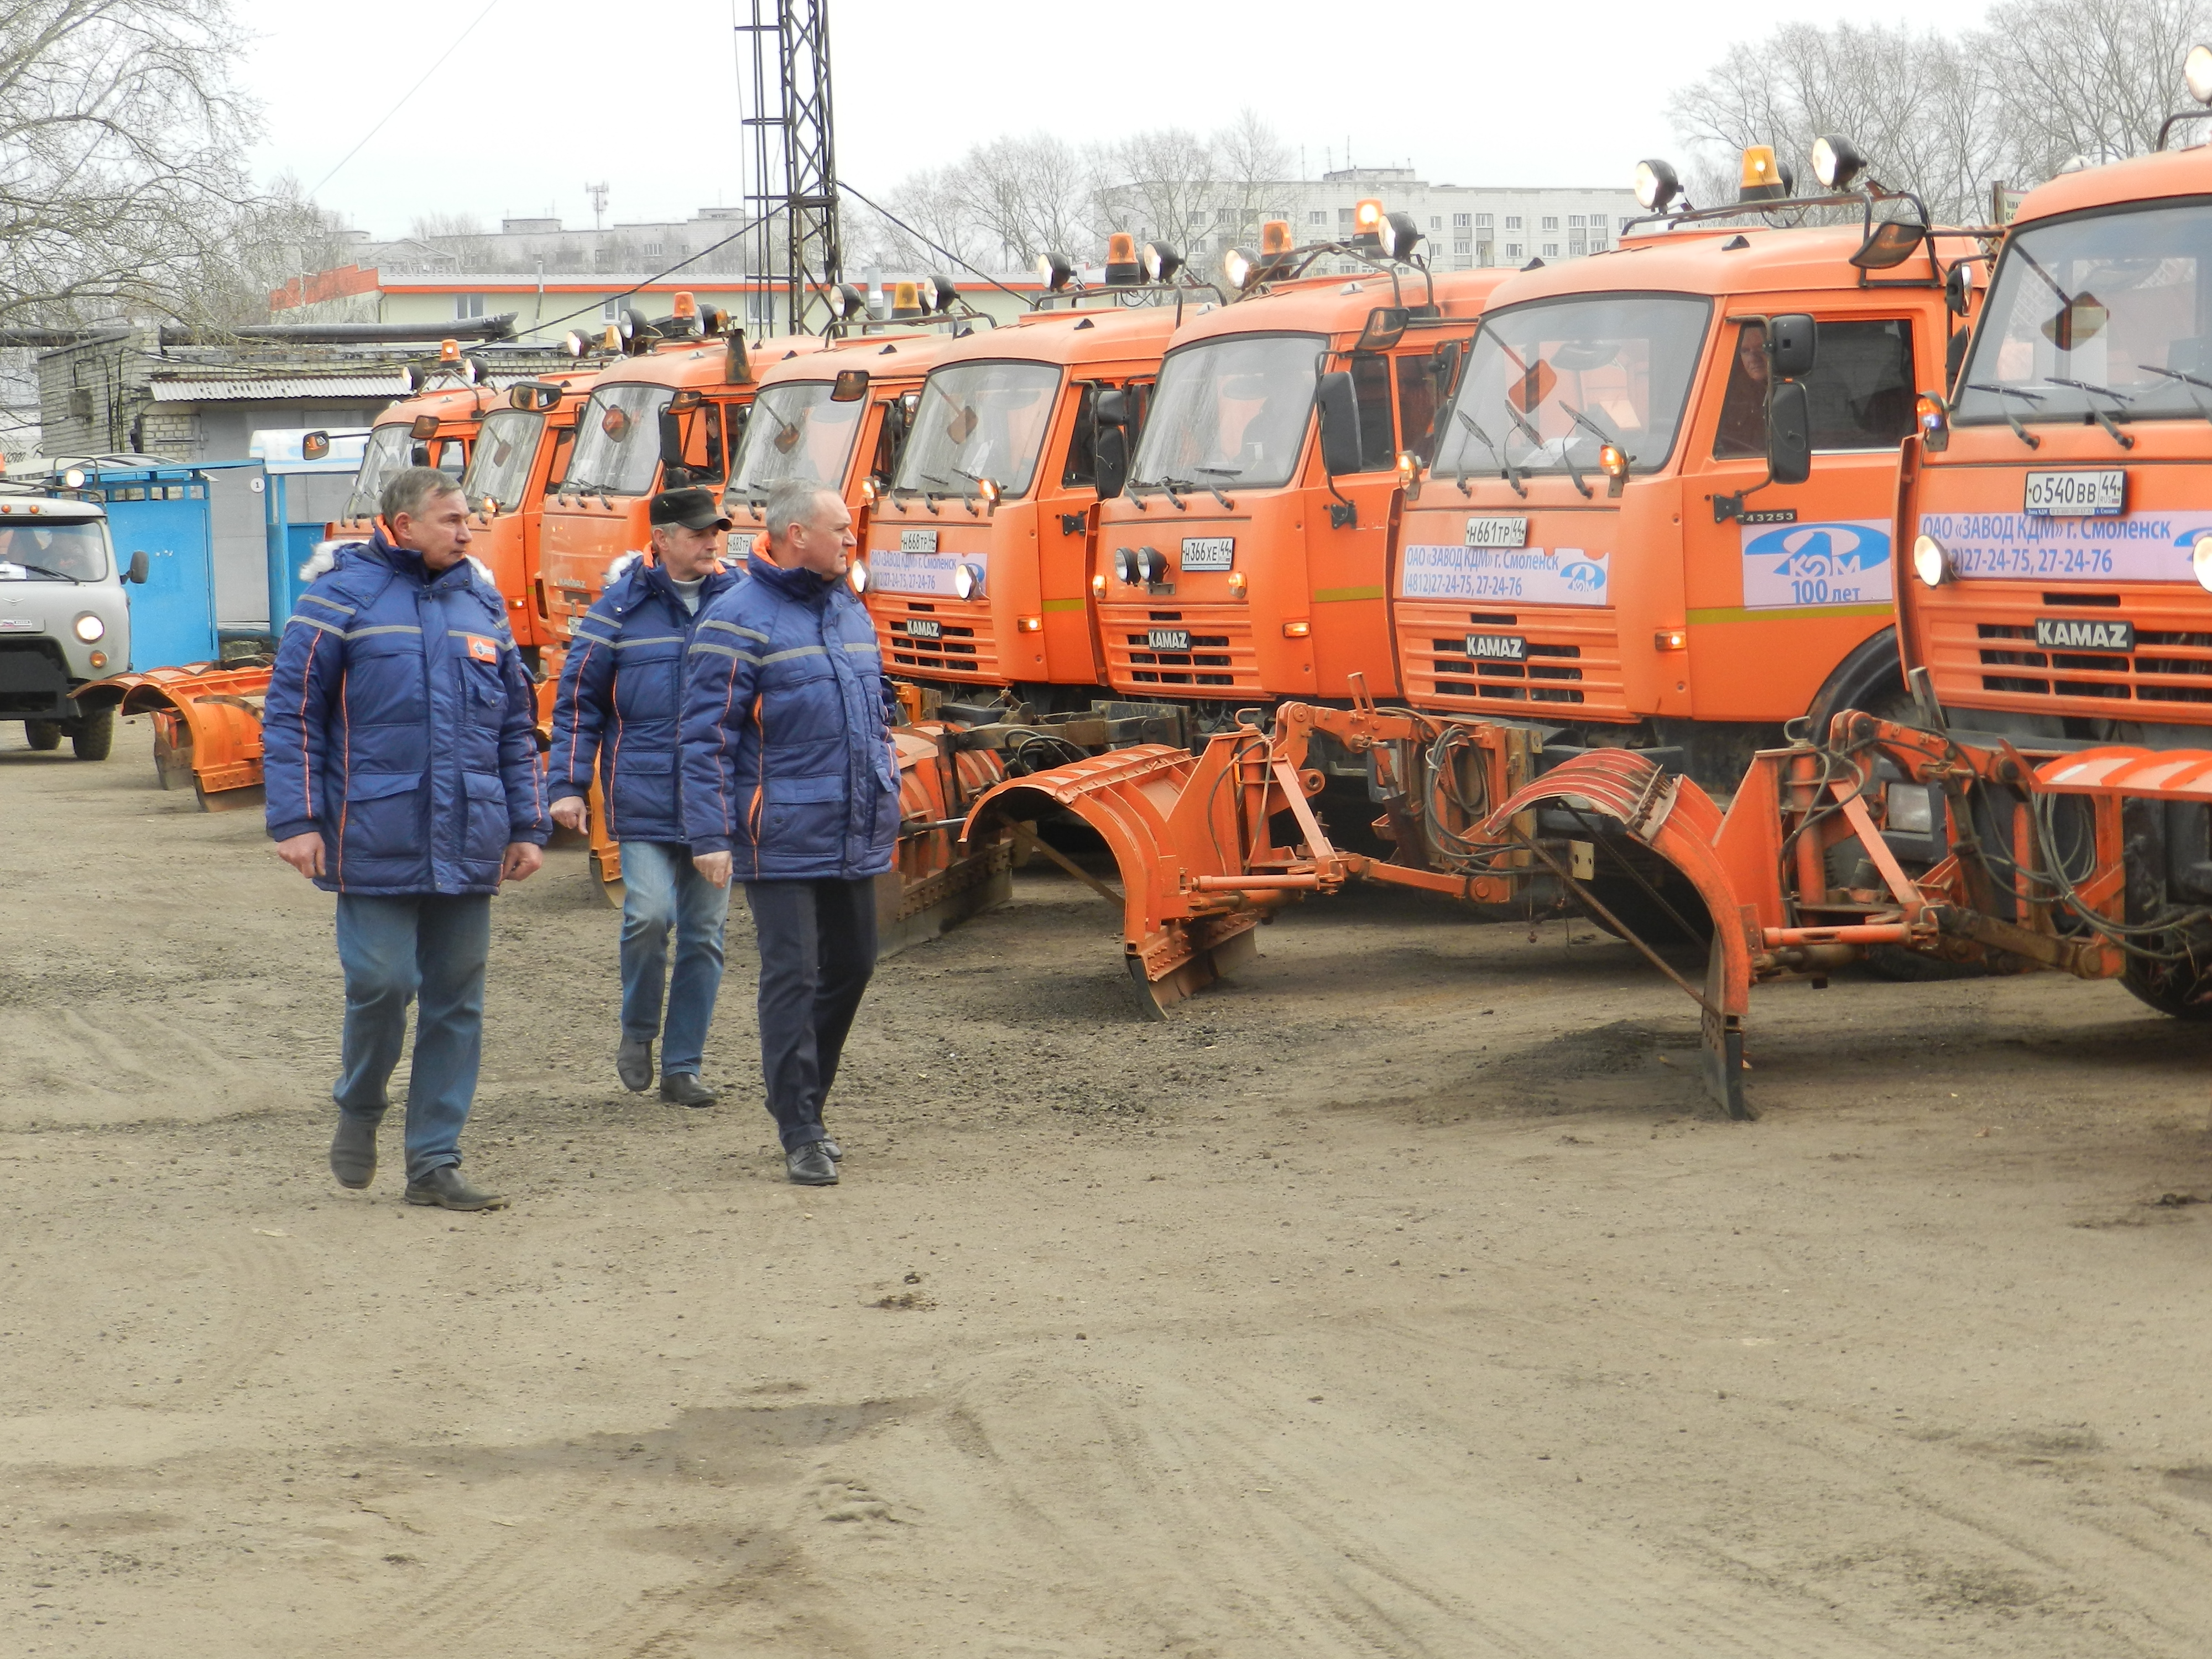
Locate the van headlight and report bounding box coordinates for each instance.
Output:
[73,612,104,642]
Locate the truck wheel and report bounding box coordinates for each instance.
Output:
[2121,956,2212,1021]
[24,719,61,750]
[69,706,114,761]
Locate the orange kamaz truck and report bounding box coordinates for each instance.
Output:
[1090,221,1503,711]
[860,285,1185,708]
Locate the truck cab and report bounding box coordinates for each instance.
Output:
[1408,202,1978,785]
[860,298,1180,709]
[1091,228,1501,713]
[0,492,145,759]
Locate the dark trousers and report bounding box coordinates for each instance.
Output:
[742,877,877,1151]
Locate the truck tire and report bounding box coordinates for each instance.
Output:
[2121,956,2212,1021]
[69,706,114,761]
[24,719,61,750]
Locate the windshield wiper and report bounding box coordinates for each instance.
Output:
[2140,364,2212,426]
[1156,476,1195,510]
[1964,382,2044,450]
[2044,377,2136,449]
[1453,410,1524,497]
[1,561,81,583]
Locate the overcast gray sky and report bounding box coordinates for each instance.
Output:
[232,0,1939,240]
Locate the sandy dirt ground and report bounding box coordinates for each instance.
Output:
[8,716,2212,1657]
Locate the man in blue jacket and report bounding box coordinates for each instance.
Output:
[262,467,549,1211]
[548,487,743,1105]
[681,477,898,1186]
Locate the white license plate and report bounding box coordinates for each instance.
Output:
[1463,517,1528,548]
[905,618,942,639]
[1181,536,1234,571]
[1463,632,1527,662]
[2023,471,2124,517]
[1147,628,1191,651]
[900,529,940,552]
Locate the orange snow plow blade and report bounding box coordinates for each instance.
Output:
[880,723,1014,955]
[82,662,270,809]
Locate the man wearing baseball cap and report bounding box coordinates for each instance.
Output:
[547,487,743,1104]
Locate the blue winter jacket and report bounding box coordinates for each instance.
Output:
[262,531,549,895]
[546,554,744,845]
[679,551,899,880]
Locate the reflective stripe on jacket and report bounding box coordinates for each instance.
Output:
[679,551,897,880]
[546,554,743,845]
[261,531,549,895]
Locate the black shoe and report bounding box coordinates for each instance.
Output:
[329,1113,378,1190]
[786,1141,839,1186]
[617,1036,654,1092]
[660,1072,718,1108]
[822,1138,842,1162]
[404,1166,508,1211]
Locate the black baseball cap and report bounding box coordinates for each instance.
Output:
[648,487,731,531]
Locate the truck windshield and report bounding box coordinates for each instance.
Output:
[1433,294,1711,479]
[0,520,108,581]
[721,380,866,507]
[1134,332,1323,491]
[1957,201,2212,426]
[565,384,674,495]
[342,424,414,521]
[460,410,544,512]
[894,361,1061,498]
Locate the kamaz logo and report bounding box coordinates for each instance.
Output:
[1463,632,1528,661]
[2035,617,2134,651]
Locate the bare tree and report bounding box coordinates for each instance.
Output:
[193,174,359,325]
[1985,0,2212,178]
[1090,127,1217,256]
[952,134,1095,265]
[0,1,260,327]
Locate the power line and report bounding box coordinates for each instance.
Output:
[529,209,781,337]
[308,1,505,200]
[839,182,1031,309]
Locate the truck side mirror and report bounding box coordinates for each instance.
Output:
[658,410,692,486]
[1094,388,1129,427]
[1094,426,1129,499]
[1768,313,1817,378]
[1316,371,1364,477]
[126,549,148,584]
[1768,380,1813,486]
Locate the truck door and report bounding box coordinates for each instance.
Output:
[1307,351,1403,696]
[1682,311,1917,721]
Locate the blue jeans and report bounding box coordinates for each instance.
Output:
[332,893,492,1182]
[619,841,732,1076]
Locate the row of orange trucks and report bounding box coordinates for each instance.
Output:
[90,50,2212,1114]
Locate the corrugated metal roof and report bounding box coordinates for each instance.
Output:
[150,375,410,402]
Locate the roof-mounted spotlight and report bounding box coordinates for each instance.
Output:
[1223,246,1259,291]
[463,352,493,385]
[1035,250,1076,292]
[1811,134,1867,191]
[2189,41,2212,103]
[920,273,958,312]
[823,281,865,320]
[1634,158,1684,213]
[1351,199,1385,250]
[1738,145,1793,202]
[1104,232,1141,285]
[619,306,655,350]
[1380,211,1423,261]
[1141,240,1184,282]
[562,326,596,357]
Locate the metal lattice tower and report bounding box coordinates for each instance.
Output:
[737,0,840,336]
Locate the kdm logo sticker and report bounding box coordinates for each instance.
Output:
[1739,519,1893,610]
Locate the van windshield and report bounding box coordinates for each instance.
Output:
[1134,332,1323,491]
[894,361,1060,498]
[342,424,414,520]
[461,410,545,512]
[1957,201,2212,426]
[1432,294,1711,479]
[0,519,108,581]
[722,381,866,508]
[565,384,675,496]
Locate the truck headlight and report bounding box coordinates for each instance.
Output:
[2193,534,2212,593]
[73,612,104,641]
[1911,534,1950,588]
